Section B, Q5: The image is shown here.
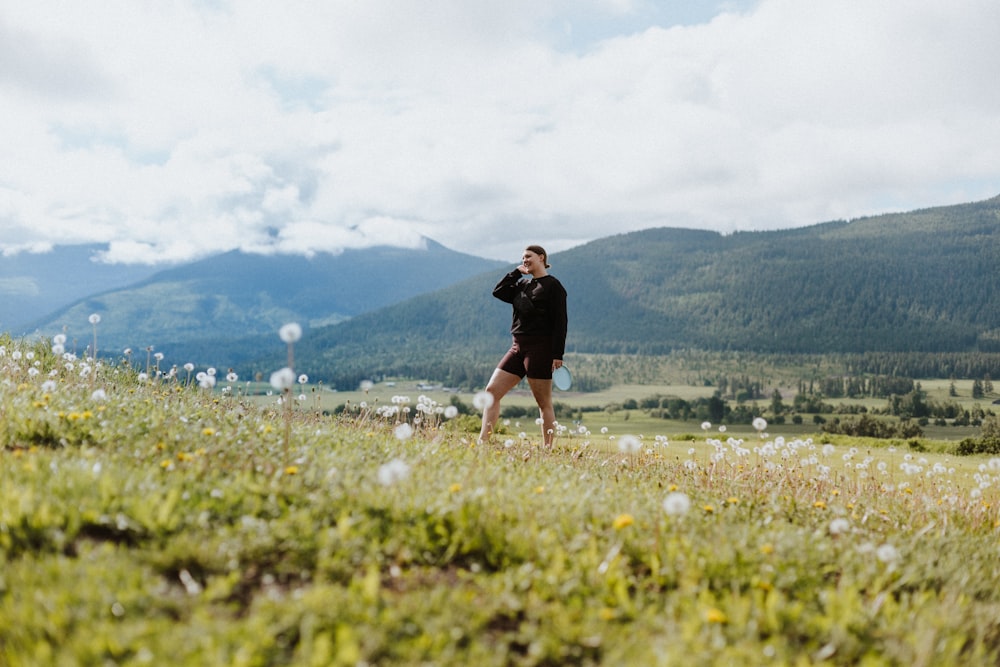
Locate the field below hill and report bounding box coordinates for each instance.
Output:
[5,335,1000,664]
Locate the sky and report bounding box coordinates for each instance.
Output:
[2,0,999,265]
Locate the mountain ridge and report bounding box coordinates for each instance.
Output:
[280,194,1000,388]
[18,239,506,362]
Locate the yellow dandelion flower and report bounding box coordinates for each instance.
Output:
[831,488,840,496]
[726,497,739,505]
[67,412,80,421]
[284,466,299,475]
[195,448,207,456]
[668,483,678,491]
[449,483,462,493]
[177,452,193,462]
[160,460,172,469]
[32,400,44,408]
[705,608,728,624]
[760,543,774,555]
[202,427,215,436]
[156,441,166,450]
[535,486,545,494]
[813,500,827,509]
[703,504,715,513]
[613,514,635,530]
[81,410,93,419]
[903,487,913,494]
[599,608,618,621]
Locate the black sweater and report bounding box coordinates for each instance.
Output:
[492,270,568,360]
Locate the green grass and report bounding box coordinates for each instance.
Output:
[4,336,1000,665]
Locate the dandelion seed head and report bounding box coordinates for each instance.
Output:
[752,417,768,432]
[663,491,691,516]
[617,434,641,454]
[269,367,296,391]
[394,423,414,441]
[88,313,101,325]
[876,544,899,563]
[377,458,410,486]
[472,391,494,411]
[279,322,302,343]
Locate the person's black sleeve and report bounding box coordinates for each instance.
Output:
[492,270,523,304]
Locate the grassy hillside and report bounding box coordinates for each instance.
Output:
[4,334,1000,664]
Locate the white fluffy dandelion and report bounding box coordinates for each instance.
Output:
[829,518,850,536]
[394,423,414,441]
[663,492,691,516]
[752,417,768,432]
[876,544,900,563]
[472,391,494,411]
[617,434,641,454]
[279,322,302,343]
[377,458,411,486]
[269,367,296,391]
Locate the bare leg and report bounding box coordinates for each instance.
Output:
[479,368,522,444]
[527,377,556,446]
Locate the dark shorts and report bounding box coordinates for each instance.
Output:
[497,335,554,380]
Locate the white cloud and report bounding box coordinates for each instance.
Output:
[1,0,998,264]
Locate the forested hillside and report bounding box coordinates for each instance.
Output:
[279,195,1000,388]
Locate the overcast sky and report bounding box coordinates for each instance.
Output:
[3,0,999,264]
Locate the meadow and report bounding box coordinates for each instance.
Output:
[3,331,1000,665]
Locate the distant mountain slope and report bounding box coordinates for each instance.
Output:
[25,239,505,364]
[283,195,1000,387]
[0,244,161,333]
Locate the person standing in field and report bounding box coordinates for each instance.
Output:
[479,244,568,446]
